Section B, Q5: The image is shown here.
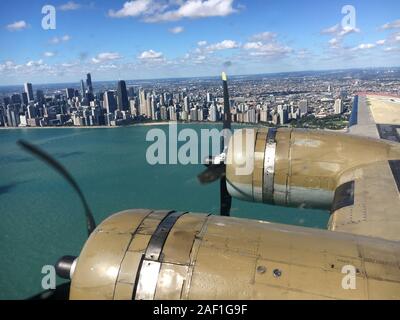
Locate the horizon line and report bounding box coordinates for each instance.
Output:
[1,65,399,88]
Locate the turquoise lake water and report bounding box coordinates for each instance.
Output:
[0,124,329,299]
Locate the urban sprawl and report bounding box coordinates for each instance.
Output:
[1,68,399,130]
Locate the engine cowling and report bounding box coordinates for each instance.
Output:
[69,209,400,300]
[226,127,400,209]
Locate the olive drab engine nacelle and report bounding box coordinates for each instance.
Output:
[226,127,400,210]
[67,208,400,300]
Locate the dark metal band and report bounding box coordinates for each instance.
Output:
[389,160,400,193]
[145,211,187,260]
[331,181,355,213]
[133,211,187,300]
[376,124,400,142]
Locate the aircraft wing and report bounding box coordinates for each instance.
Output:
[328,94,400,241]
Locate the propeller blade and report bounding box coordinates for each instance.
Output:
[17,140,96,237]
[220,72,232,216]
[197,164,225,184]
[220,176,232,216]
[222,72,231,132]
[197,73,232,216]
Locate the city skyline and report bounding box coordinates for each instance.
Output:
[2,67,399,129]
[0,0,399,85]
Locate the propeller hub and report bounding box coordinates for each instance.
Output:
[55,255,78,280]
[204,152,226,166]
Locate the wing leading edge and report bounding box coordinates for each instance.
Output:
[329,94,400,241]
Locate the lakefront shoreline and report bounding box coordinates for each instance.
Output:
[0,121,260,130]
[0,121,174,130]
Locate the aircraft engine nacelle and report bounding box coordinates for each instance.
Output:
[67,209,400,300]
[226,128,400,210]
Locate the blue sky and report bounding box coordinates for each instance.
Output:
[0,0,399,85]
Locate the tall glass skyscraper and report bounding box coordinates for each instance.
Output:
[86,73,93,93]
[103,91,117,114]
[80,80,85,96]
[24,83,34,102]
[117,80,129,111]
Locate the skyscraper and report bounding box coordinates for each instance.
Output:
[139,89,146,115]
[103,91,117,114]
[66,88,75,100]
[209,103,218,122]
[334,99,343,114]
[80,80,85,96]
[299,99,308,116]
[117,80,129,111]
[86,73,93,94]
[11,94,21,104]
[36,90,45,104]
[146,95,152,118]
[128,87,135,98]
[21,92,28,105]
[27,104,37,119]
[24,83,34,102]
[206,92,213,103]
[6,105,19,127]
[184,96,189,113]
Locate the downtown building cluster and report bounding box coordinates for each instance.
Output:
[0,74,345,128]
[1,68,399,129]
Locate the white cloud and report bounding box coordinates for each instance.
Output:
[328,38,340,49]
[368,32,399,51]
[249,31,276,42]
[59,1,81,11]
[351,43,376,51]
[98,64,118,70]
[0,59,81,80]
[206,40,240,52]
[50,35,71,44]
[243,32,292,57]
[169,26,184,34]
[380,19,400,30]
[92,52,122,64]
[391,32,400,42]
[197,40,207,46]
[296,49,312,59]
[61,63,77,67]
[6,20,28,31]
[243,42,263,50]
[0,60,17,72]
[26,60,44,67]
[44,52,56,57]
[322,24,360,37]
[321,23,360,49]
[321,24,340,35]
[384,47,400,52]
[109,0,237,22]
[109,0,154,18]
[138,49,164,61]
[244,42,292,56]
[195,55,206,62]
[337,26,360,37]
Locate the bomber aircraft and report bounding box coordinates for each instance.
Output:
[26,73,400,300]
